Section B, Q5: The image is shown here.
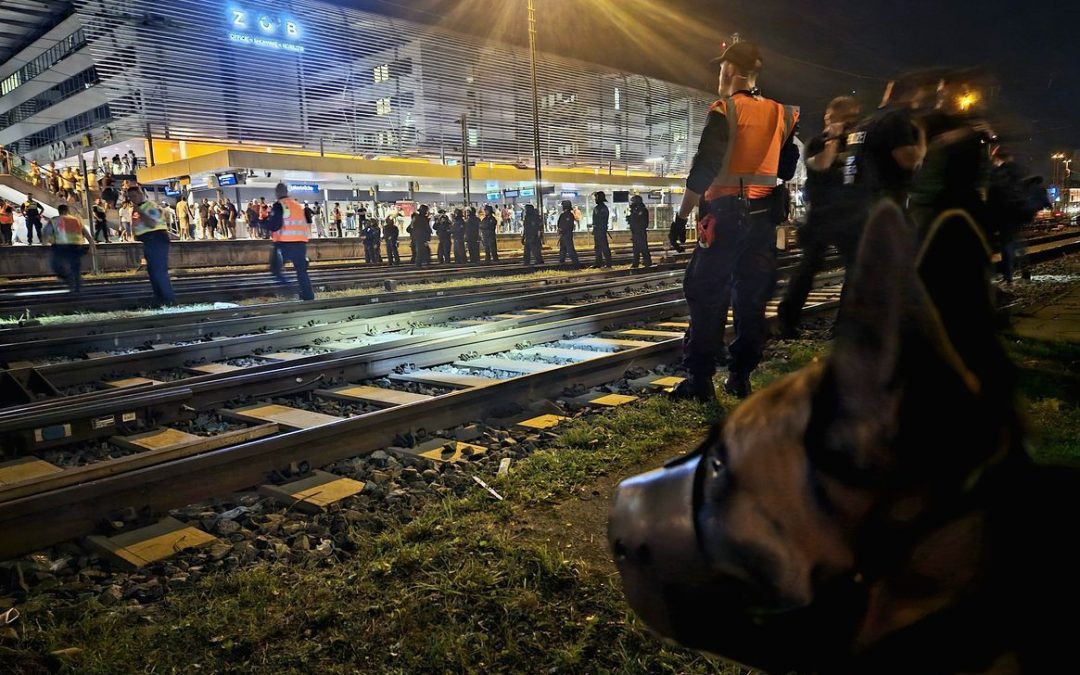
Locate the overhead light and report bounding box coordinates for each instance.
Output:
[645,157,665,163]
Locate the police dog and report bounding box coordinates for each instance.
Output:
[609,202,1079,674]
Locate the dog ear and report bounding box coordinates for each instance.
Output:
[825,200,918,462]
[915,210,1014,401]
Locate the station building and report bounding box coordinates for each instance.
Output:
[0,0,717,217]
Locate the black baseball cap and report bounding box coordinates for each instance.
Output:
[712,42,763,73]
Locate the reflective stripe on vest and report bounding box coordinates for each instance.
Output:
[53,215,85,245]
[272,198,310,242]
[132,201,167,237]
[706,94,800,200]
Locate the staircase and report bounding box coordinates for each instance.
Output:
[0,172,85,219]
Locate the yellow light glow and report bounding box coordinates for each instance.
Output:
[957,93,977,111]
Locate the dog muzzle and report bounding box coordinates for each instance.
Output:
[609,443,867,672]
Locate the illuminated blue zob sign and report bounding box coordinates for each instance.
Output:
[228,7,304,53]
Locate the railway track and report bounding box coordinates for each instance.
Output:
[0,274,844,561]
[0,229,1075,565]
[0,242,689,317]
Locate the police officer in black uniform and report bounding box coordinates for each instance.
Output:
[522,203,544,265]
[557,199,580,267]
[671,42,799,401]
[451,208,467,264]
[591,191,613,268]
[465,206,481,263]
[777,96,862,338]
[408,205,432,267]
[627,194,652,268]
[434,208,452,264]
[383,216,400,266]
[481,205,499,262]
[842,71,935,208]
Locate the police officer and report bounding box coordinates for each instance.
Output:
[671,41,799,401]
[627,194,652,268]
[268,183,315,301]
[777,96,862,338]
[909,68,994,235]
[557,200,580,267]
[383,214,401,266]
[522,203,544,265]
[22,194,44,245]
[362,218,378,264]
[591,192,613,268]
[129,185,177,306]
[434,208,452,264]
[48,204,96,292]
[465,206,482,263]
[481,205,499,262]
[408,205,432,267]
[842,70,935,208]
[451,208,467,264]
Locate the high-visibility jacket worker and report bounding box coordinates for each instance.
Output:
[129,186,176,306]
[48,204,96,292]
[268,183,314,301]
[671,41,800,401]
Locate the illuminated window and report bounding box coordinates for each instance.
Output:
[614,87,621,110]
[376,97,392,116]
[373,64,390,83]
[468,128,478,147]
[615,143,622,159]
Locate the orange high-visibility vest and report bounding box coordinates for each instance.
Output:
[272,198,310,242]
[0,209,12,225]
[53,215,86,245]
[704,93,799,201]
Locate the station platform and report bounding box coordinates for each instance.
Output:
[0,230,672,278]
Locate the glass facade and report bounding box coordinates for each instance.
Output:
[8,0,714,175]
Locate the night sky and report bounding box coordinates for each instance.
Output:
[343,0,1080,176]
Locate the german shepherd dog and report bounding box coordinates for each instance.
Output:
[609,202,1080,674]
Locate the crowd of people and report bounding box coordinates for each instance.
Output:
[666,42,1050,403]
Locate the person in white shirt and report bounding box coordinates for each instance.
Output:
[119,200,134,242]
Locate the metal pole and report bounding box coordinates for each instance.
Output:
[145,124,156,168]
[78,151,98,274]
[461,114,472,205]
[527,0,543,210]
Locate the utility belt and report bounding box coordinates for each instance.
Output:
[697,187,788,248]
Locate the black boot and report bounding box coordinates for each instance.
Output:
[671,376,716,403]
[723,371,751,399]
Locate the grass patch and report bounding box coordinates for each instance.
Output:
[1008,335,1080,463]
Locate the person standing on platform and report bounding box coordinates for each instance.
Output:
[47,204,96,292]
[177,199,192,241]
[267,183,315,301]
[205,205,218,240]
[22,194,44,245]
[91,198,110,243]
[0,201,14,245]
[590,191,613,268]
[384,215,400,266]
[129,185,176,307]
[451,208,467,264]
[670,41,799,401]
[522,203,544,265]
[481,205,499,262]
[627,194,652,268]
[465,206,482,263]
[557,199,580,267]
[332,203,343,238]
[119,199,135,242]
[222,197,237,239]
[197,198,210,240]
[435,208,452,263]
